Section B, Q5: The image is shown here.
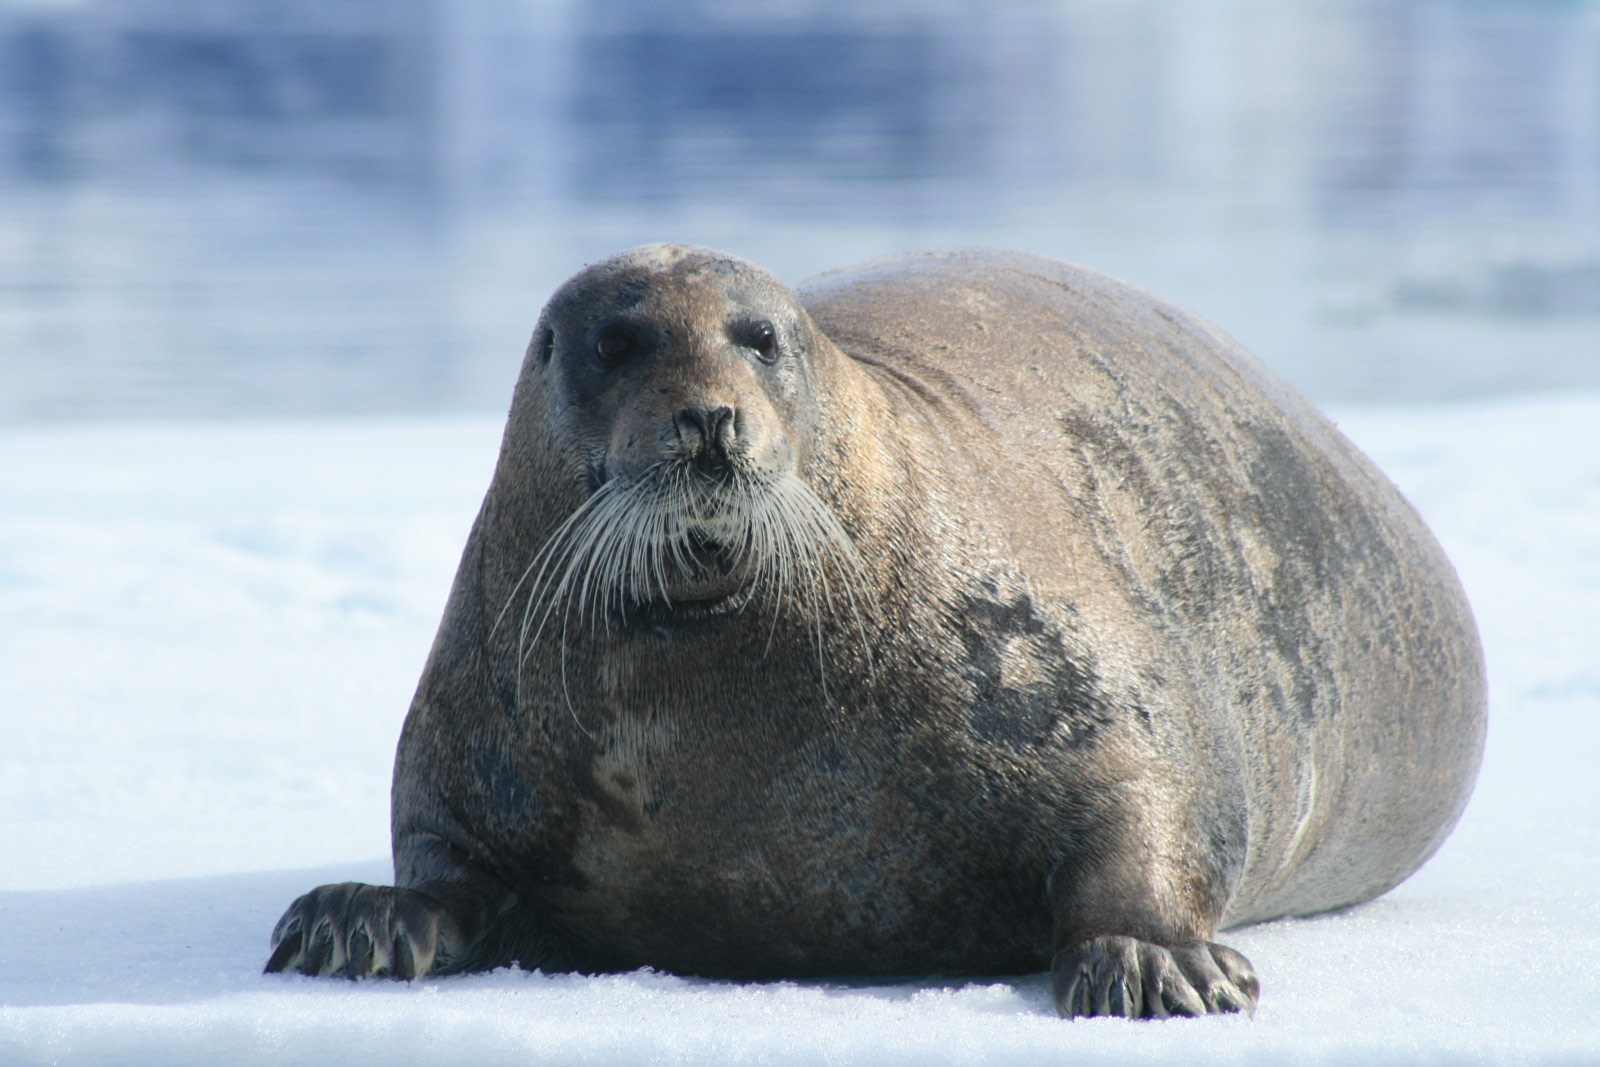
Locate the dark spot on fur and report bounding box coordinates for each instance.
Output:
[1244,420,1388,724]
[473,746,537,819]
[957,585,1112,752]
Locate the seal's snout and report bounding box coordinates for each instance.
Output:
[675,404,737,468]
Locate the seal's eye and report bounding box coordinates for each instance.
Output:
[595,323,636,368]
[747,320,778,364]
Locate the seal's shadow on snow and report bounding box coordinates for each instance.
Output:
[0,862,1056,1014]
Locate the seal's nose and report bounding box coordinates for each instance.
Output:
[675,405,736,466]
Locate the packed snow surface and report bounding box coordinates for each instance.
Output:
[3,397,1597,1064]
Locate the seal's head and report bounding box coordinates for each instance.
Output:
[499,245,863,641]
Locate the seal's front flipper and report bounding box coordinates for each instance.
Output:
[1050,936,1258,1019]
[264,882,462,978]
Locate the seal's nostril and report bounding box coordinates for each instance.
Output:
[675,407,707,442]
[676,405,737,459]
[706,406,735,450]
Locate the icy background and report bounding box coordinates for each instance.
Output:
[3,0,1598,420]
[3,0,1599,1062]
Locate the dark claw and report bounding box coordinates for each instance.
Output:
[393,931,417,980]
[1051,951,1091,1018]
[303,916,335,976]
[1160,973,1206,1017]
[1073,970,1092,1018]
[347,922,375,978]
[263,917,304,975]
[1106,973,1134,1018]
[1213,984,1248,1014]
[1209,943,1260,1006]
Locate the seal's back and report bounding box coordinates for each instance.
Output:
[800,249,1487,925]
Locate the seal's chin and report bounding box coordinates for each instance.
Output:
[649,535,750,614]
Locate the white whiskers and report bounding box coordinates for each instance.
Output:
[490,463,875,724]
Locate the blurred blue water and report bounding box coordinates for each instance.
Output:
[1,0,1596,423]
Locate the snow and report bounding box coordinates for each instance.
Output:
[3,396,1598,1064]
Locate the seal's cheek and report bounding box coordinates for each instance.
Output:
[729,391,799,474]
[597,398,678,480]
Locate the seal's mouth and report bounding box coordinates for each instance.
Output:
[629,588,750,629]
[625,541,753,634]
[649,530,749,609]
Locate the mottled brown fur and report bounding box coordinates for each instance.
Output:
[265,246,1486,1018]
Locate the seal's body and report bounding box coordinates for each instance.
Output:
[266,247,1486,1018]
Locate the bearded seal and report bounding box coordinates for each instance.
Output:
[264,245,1486,1018]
